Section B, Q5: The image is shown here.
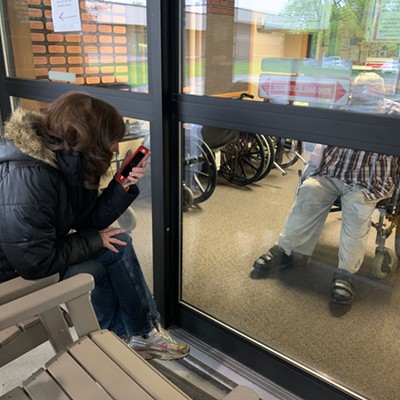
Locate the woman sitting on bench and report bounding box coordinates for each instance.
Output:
[0,91,189,361]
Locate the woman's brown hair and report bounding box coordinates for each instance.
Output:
[41,91,125,188]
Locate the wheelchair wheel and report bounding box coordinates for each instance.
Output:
[184,139,217,204]
[372,247,398,279]
[273,137,302,169]
[256,135,275,181]
[220,132,265,186]
[182,183,194,211]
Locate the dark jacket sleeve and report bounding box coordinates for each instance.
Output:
[0,165,103,279]
[75,177,140,231]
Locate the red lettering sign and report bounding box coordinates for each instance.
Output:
[259,74,350,106]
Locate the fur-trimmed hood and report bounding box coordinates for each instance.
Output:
[0,108,56,167]
[0,108,140,282]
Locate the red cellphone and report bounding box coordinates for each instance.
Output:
[116,145,150,183]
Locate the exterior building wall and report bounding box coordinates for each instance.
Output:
[24,0,130,85]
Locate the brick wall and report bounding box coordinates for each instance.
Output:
[207,0,234,16]
[27,0,131,86]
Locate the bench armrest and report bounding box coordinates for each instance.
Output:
[0,274,99,338]
[0,274,60,305]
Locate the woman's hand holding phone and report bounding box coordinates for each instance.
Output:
[116,146,150,189]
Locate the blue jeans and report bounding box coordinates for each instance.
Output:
[62,232,160,337]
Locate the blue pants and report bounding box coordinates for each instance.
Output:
[62,232,159,337]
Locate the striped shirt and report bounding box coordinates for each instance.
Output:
[318,147,398,200]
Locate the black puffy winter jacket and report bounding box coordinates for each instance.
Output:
[0,108,139,281]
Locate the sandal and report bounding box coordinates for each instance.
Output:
[330,271,354,305]
[253,245,293,272]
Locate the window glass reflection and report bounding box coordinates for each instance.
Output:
[104,116,153,289]
[183,0,400,114]
[1,0,148,92]
[182,122,400,399]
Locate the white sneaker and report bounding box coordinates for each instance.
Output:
[127,323,190,360]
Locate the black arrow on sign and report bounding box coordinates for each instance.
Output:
[59,12,77,21]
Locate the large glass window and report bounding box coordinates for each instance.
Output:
[182,1,400,399]
[182,123,400,399]
[183,0,400,114]
[1,0,148,92]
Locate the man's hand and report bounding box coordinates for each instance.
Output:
[99,226,127,253]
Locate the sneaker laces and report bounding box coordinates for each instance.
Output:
[154,323,178,344]
[122,323,179,345]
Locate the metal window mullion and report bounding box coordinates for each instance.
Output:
[2,77,154,120]
[176,94,400,156]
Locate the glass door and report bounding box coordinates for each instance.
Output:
[0,0,171,339]
[179,1,400,399]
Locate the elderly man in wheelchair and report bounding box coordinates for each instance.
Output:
[252,72,400,307]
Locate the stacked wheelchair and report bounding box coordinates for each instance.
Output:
[183,125,303,209]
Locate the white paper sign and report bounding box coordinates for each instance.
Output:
[51,0,82,32]
[371,0,400,41]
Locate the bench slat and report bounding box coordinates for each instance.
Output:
[23,368,69,400]
[90,330,191,400]
[17,316,42,331]
[0,325,20,347]
[224,385,260,400]
[68,336,154,400]
[0,387,31,400]
[0,323,48,368]
[45,350,113,400]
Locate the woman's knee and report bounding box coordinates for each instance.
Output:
[113,231,133,252]
[98,231,137,265]
[116,231,132,242]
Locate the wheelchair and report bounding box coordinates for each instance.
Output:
[328,183,400,279]
[201,126,270,186]
[272,137,306,176]
[181,92,306,209]
[182,124,276,209]
[350,184,400,278]
[230,93,304,178]
[371,186,400,278]
[183,133,217,210]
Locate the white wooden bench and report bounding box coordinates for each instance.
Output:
[0,274,259,400]
[0,274,64,368]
